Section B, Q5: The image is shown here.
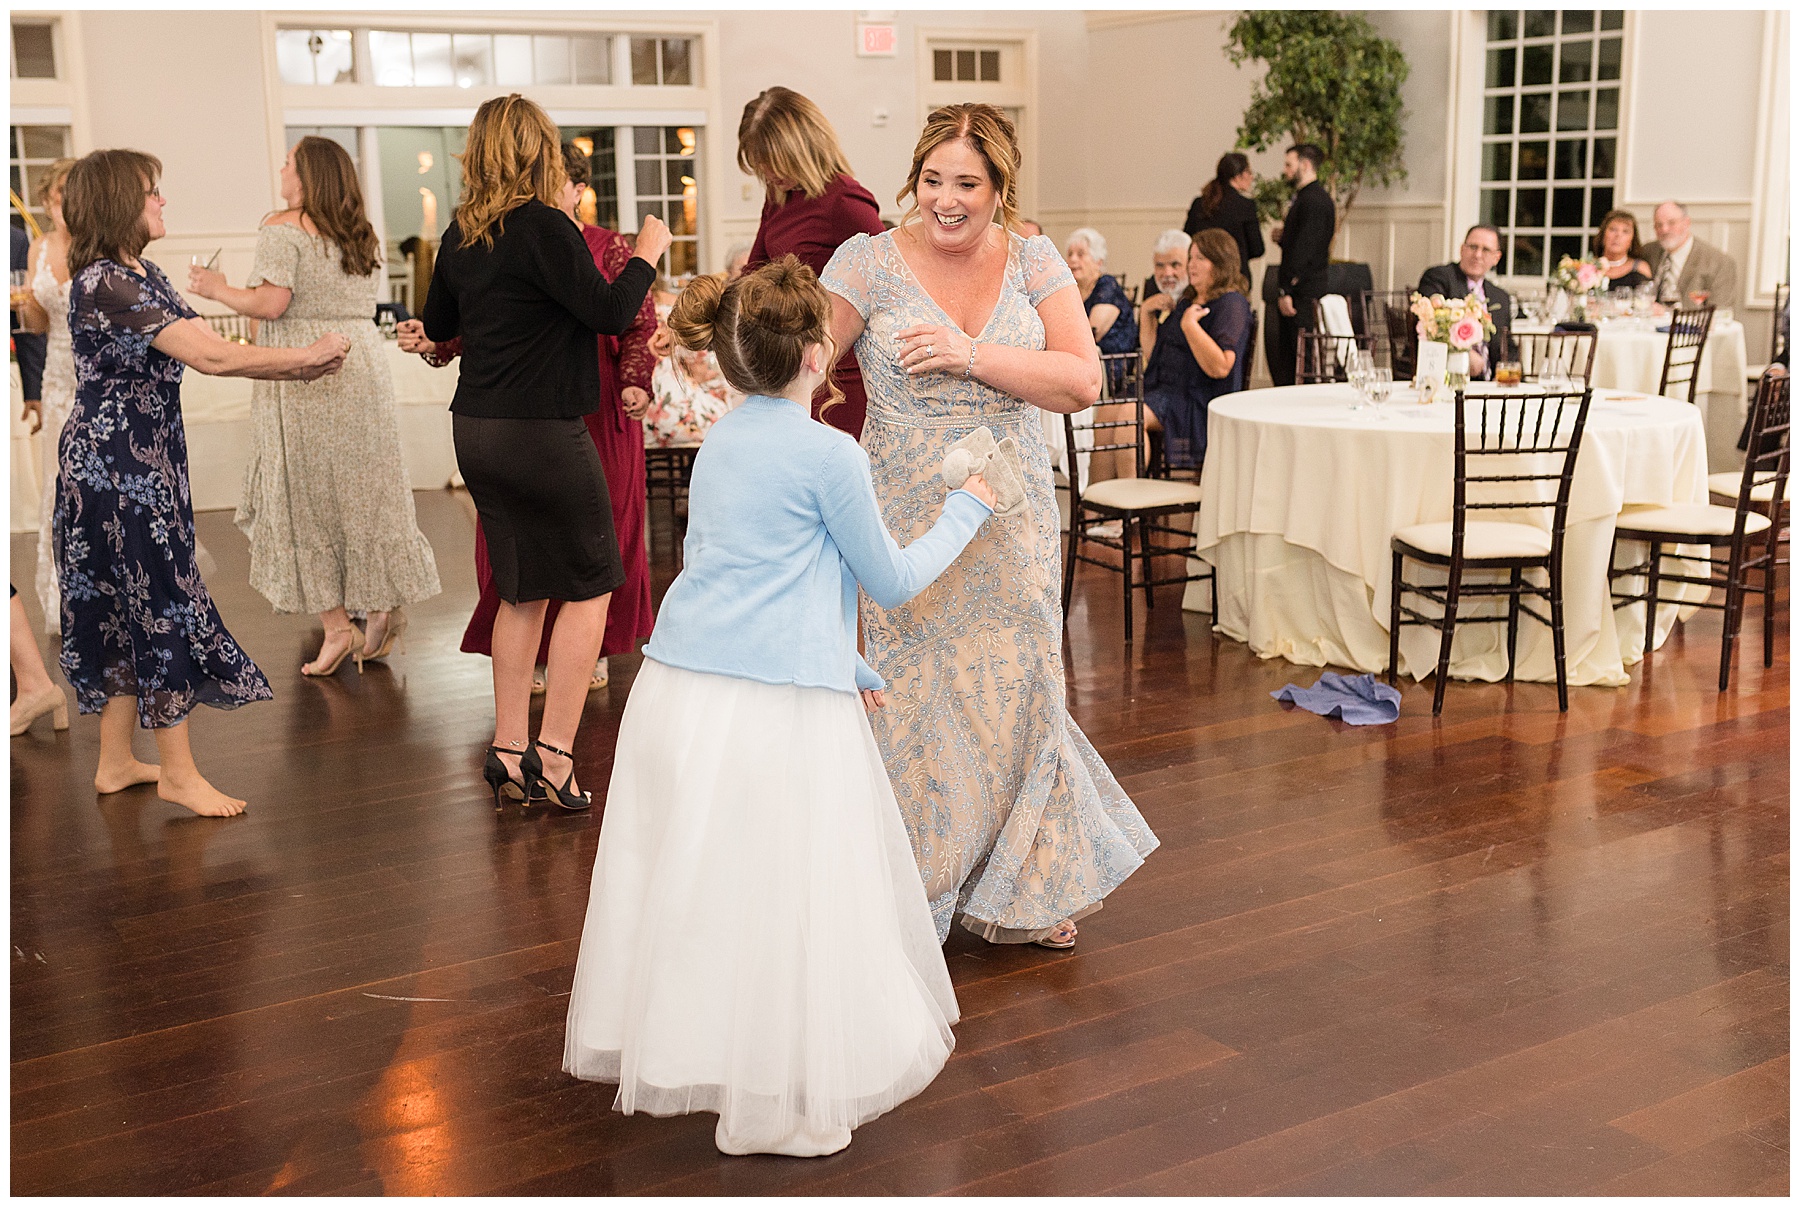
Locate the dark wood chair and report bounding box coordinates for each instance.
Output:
[1656,305,1716,403]
[1242,305,1260,386]
[1062,358,1209,644]
[1388,387,1595,715]
[1612,366,1789,689]
[1297,330,1376,385]
[1360,288,1418,380]
[1496,328,1599,385]
[644,444,699,552]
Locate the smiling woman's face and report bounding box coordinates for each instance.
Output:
[913,138,997,254]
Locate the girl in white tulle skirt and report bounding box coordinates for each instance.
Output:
[563,257,997,1157]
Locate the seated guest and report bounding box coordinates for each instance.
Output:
[723,240,752,279]
[1016,217,1043,238]
[1065,227,1137,361]
[644,278,740,448]
[1184,151,1264,285]
[1417,224,1512,377]
[1140,228,1192,313]
[1645,200,1739,310]
[1138,228,1251,472]
[1592,208,1651,291]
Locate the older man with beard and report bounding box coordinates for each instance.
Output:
[1644,201,1740,311]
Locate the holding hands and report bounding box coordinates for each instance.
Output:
[894,323,975,378]
[299,333,351,380]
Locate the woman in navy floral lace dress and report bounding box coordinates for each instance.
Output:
[57,149,348,815]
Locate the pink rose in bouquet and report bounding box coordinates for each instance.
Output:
[1448,315,1484,350]
[1574,262,1602,292]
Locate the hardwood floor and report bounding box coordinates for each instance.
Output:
[10,490,1788,1195]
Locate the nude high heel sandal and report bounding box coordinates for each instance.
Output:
[10,686,69,736]
[355,609,408,672]
[301,626,365,677]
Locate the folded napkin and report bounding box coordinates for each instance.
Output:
[1272,672,1402,725]
[941,426,1029,517]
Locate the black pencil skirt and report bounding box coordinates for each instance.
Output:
[453,414,625,605]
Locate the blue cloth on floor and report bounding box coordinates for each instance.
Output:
[1271,672,1402,725]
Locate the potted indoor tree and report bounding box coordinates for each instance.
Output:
[1225,10,1409,359]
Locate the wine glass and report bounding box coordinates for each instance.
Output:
[1345,348,1374,410]
[1367,366,1393,419]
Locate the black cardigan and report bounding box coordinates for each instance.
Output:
[423,199,655,419]
[1184,187,1265,283]
[1276,180,1335,301]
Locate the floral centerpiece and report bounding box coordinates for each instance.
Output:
[1550,254,1607,322]
[1409,291,1496,398]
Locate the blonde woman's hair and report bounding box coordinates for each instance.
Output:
[1189,228,1249,303]
[736,87,855,204]
[455,94,568,250]
[668,254,843,418]
[34,157,76,208]
[898,103,1021,235]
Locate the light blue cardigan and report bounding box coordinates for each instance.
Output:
[643,394,992,694]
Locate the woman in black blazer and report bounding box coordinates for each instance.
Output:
[1184,152,1265,286]
[423,94,670,811]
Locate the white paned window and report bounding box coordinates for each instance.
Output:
[932,46,1001,82]
[1480,9,1626,276]
[632,125,700,277]
[10,125,71,235]
[275,29,354,86]
[10,20,56,79]
[343,29,613,88]
[629,37,694,86]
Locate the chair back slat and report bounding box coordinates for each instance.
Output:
[1656,305,1716,404]
[1497,329,1599,385]
[1735,366,1791,521]
[1297,330,1377,385]
[1358,288,1417,379]
[1451,388,1594,548]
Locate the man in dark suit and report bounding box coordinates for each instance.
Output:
[1416,224,1513,379]
[1271,143,1334,387]
[11,221,47,427]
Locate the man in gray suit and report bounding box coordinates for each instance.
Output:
[1644,201,1739,310]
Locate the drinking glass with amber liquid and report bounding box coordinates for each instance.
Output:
[1495,360,1523,386]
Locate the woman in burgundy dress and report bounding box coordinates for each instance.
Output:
[737,86,886,439]
[401,147,657,689]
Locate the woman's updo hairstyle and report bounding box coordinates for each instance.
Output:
[668,254,843,416]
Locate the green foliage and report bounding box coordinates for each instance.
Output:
[1252,175,1293,227]
[1227,10,1410,232]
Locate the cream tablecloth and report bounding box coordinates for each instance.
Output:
[1513,317,1747,472]
[1180,384,1711,688]
[11,340,457,531]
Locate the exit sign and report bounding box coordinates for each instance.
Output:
[857,23,897,56]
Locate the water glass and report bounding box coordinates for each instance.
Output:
[1367,367,1393,419]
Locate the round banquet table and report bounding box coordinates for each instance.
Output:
[1512,316,1747,472]
[1180,384,1713,689]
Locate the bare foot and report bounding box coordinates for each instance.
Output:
[158,774,247,817]
[95,759,161,794]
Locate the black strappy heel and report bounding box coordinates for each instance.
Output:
[521,739,593,811]
[482,744,540,808]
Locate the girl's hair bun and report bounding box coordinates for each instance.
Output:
[667,272,727,353]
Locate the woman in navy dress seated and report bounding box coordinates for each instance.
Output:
[1064,227,1136,392]
[1136,228,1250,473]
[58,149,348,815]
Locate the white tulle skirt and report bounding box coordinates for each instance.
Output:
[563,659,959,1156]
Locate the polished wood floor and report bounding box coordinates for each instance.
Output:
[10,490,1788,1196]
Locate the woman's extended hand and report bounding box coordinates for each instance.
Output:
[20,397,43,435]
[634,215,673,266]
[298,333,351,379]
[1181,301,1210,332]
[395,318,434,355]
[647,322,674,359]
[894,323,974,377]
[960,471,998,509]
[187,265,226,301]
[621,386,651,419]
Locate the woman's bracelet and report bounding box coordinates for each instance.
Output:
[964,340,979,380]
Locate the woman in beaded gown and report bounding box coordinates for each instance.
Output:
[189,136,440,676]
[822,104,1158,949]
[15,157,77,632]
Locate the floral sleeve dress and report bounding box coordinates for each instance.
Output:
[56,259,272,726]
